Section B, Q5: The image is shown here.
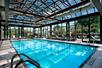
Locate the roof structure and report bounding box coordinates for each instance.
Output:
[0,0,99,27]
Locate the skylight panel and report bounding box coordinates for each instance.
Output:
[81,9,87,15]
[95,7,98,12]
[75,0,81,3]
[87,7,95,14]
[75,10,81,16]
[56,1,66,9]
[50,6,57,12]
[67,14,72,19]
[35,1,42,6]
[68,0,76,5]
[71,13,76,18]
[40,4,46,9]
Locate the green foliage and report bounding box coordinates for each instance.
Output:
[76,16,100,34]
[53,25,66,37]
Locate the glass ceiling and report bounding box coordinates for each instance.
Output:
[10,0,81,16]
[8,0,98,27]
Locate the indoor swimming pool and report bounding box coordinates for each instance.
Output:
[11,39,96,68]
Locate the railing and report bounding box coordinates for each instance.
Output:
[91,36,97,43]
[11,53,40,68]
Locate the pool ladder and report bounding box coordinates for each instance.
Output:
[11,53,41,68]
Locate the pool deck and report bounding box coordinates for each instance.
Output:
[0,39,102,68]
[0,40,20,68]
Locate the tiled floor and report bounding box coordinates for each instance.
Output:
[0,40,20,68]
[83,47,102,68]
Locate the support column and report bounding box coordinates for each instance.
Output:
[33,28,35,37]
[66,23,67,38]
[21,26,24,38]
[42,28,44,37]
[74,21,77,40]
[66,22,70,41]
[9,27,11,39]
[14,27,16,38]
[40,27,42,38]
[18,27,20,38]
[81,21,83,42]
[50,25,52,38]
[0,21,1,40]
[100,16,102,43]
[88,18,91,42]
[0,13,1,40]
[4,25,8,39]
[4,0,9,39]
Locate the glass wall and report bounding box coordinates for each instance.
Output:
[52,25,56,38]
[8,27,20,39]
[35,28,40,38]
[42,26,50,38]
[90,16,100,42]
[41,15,100,42]
[7,26,33,39]
[1,16,100,43]
[77,18,89,41]
[24,27,33,38]
[76,20,82,40]
[76,16,100,42]
[69,21,76,40]
[50,23,66,40]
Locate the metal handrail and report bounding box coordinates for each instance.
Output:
[11,53,40,68]
[15,60,40,68]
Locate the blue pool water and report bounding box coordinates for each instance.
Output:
[11,39,96,68]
